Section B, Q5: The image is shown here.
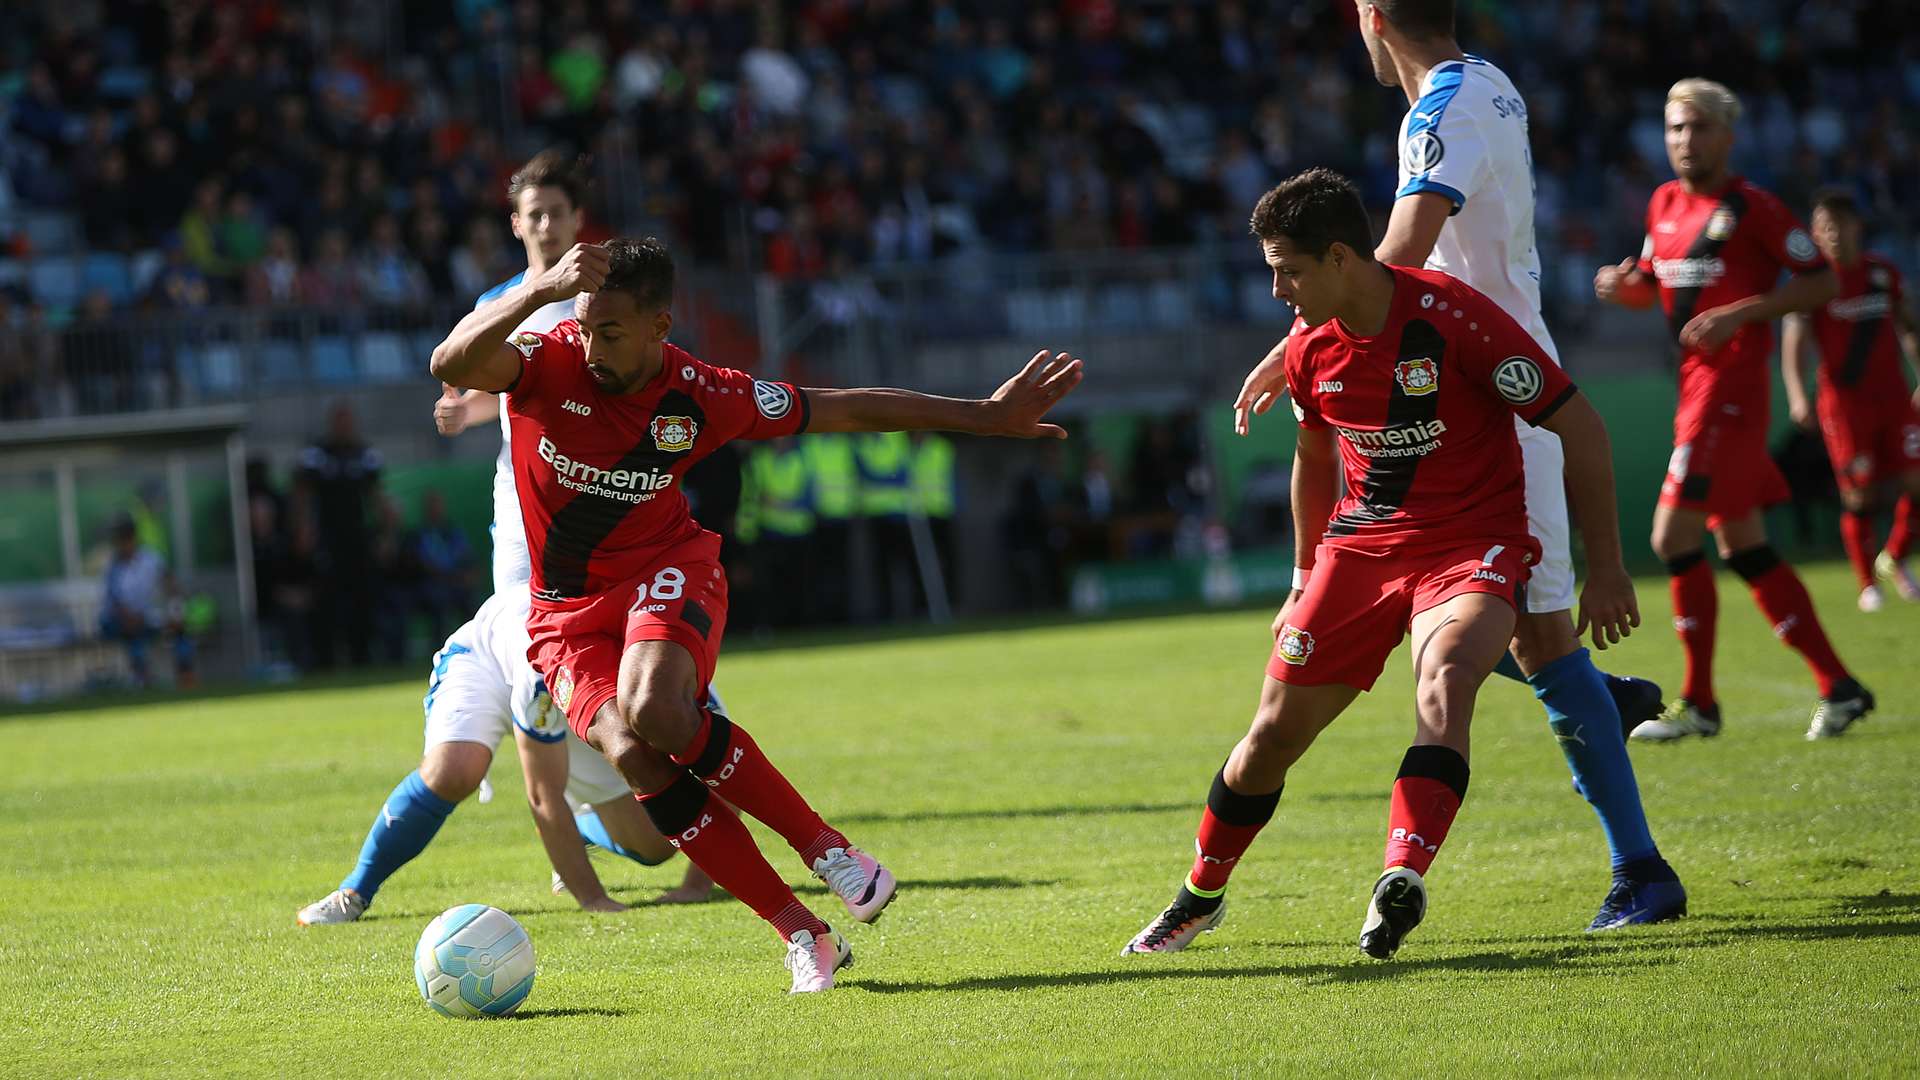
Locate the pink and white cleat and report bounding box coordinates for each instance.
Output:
[812,847,897,923]
[785,925,853,993]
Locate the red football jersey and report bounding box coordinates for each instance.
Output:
[1283,266,1576,554]
[504,322,808,600]
[1636,177,1825,429]
[1810,255,1909,408]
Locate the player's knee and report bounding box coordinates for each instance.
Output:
[593,721,676,792]
[419,743,490,801]
[1509,614,1574,672]
[1840,489,1876,514]
[1415,662,1480,729]
[617,679,700,752]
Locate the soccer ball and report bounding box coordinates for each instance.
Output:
[413,905,536,1018]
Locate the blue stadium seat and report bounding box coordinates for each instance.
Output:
[357,332,411,381]
[258,341,305,385]
[309,337,356,383]
[183,344,243,398]
[22,211,78,256]
[80,253,133,306]
[26,256,82,309]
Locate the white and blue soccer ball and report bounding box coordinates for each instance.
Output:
[413,904,535,1018]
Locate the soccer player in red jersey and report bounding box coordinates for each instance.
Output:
[1595,78,1873,742]
[1782,188,1920,620]
[430,237,1082,992]
[1123,169,1640,960]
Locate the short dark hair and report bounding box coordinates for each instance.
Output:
[1249,168,1375,261]
[1810,186,1860,220]
[507,149,588,209]
[602,236,676,310]
[1374,0,1455,39]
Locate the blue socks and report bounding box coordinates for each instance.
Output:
[1493,651,1528,683]
[1528,648,1658,867]
[575,807,672,866]
[341,770,457,904]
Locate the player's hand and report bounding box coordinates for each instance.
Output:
[1272,591,1302,639]
[1593,257,1638,304]
[1679,304,1747,350]
[433,384,469,436]
[1574,564,1640,651]
[578,895,629,913]
[1788,397,1816,431]
[533,242,609,303]
[654,883,718,905]
[1234,337,1291,436]
[981,350,1083,439]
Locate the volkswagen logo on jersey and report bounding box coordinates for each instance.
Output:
[1493,357,1545,405]
[1276,625,1315,666]
[753,380,794,420]
[1395,357,1439,396]
[1402,131,1445,174]
[1706,207,1738,242]
[651,415,698,452]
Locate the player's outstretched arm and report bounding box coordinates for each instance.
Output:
[1375,191,1453,269]
[514,729,626,913]
[1681,267,1838,352]
[1593,256,1658,310]
[805,349,1083,438]
[1235,336,1290,436]
[1780,315,1817,430]
[1537,394,1639,650]
[430,242,608,392]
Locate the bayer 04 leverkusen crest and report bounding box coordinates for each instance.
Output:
[1394,357,1439,396]
[650,415,697,452]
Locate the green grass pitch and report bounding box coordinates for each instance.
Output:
[4,562,1917,1077]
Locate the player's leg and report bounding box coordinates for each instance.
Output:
[581,794,718,903]
[1711,512,1875,739]
[298,633,502,926]
[1872,420,1920,599]
[1510,609,1684,929]
[622,554,895,924]
[1823,400,1887,606]
[1493,426,1664,734]
[1644,500,1722,740]
[1121,677,1358,955]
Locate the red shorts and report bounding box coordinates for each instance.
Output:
[1659,416,1790,528]
[1818,392,1920,493]
[1267,538,1536,691]
[525,530,730,740]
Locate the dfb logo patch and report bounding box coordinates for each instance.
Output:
[1276,624,1315,666]
[651,415,697,452]
[753,380,794,420]
[1492,357,1544,405]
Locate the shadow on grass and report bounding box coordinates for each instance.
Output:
[837,791,1376,828]
[851,947,1652,995]
[501,1006,633,1020]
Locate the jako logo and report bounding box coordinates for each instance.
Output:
[1317,380,1344,393]
[562,399,592,416]
[1390,827,1438,854]
[669,812,715,848]
[1471,568,1508,585]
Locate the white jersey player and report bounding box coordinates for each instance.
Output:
[1231,0,1686,931]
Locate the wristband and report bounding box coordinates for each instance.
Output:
[1291,567,1311,591]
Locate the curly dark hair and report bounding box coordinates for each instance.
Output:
[600,236,676,310]
[1248,168,1375,261]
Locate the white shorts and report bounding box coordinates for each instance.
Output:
[1517,420,1576,614]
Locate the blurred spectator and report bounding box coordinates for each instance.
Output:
[407,490,473,644]
[98,516,196,689]
[297,403,383,669]
[299,229,362,307]
[246,228,304,307]
[450,216,514,301]
[357,215,431,307]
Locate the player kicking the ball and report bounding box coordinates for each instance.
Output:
[1237,0,1683,929]
[431,235,1081,992]
[1595,79,1873,741]
[1125,169,1638,960]
[1782,188,1920,622]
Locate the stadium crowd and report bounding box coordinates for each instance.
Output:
[1,1,1915,320]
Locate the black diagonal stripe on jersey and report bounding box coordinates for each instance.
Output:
[540,389,706,599]
[1665,187,1749,344]
[1325,318,1446,538]
[1835,276,1892,388]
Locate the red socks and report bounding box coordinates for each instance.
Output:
[1667,552,1719,709]
[1184,769,1282,898]
[637,774,826,940]
[1840,511,1878,588]
[1383,745,1469,876]
[1744,562,1849,697]
[1889,496,1915,561]
[674,709,849,864]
